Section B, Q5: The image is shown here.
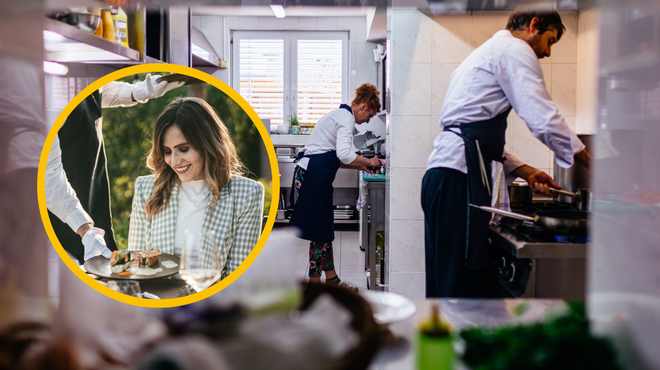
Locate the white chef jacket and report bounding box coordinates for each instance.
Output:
[45,82,137,233]
[296,108,358,170]
[426,30,585,179]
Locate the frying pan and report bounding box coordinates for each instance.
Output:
[471,204,588,234]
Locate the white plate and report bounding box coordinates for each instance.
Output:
[361,291,416,325]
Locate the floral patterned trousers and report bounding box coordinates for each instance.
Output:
[309,241,335,278]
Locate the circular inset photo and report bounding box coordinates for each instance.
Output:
[38,64,279,307]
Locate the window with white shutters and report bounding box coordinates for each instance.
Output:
[295,38,344,126]
[233,31,348,128]
[237,38,285,125]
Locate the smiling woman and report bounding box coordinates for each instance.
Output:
[127,97,265,280]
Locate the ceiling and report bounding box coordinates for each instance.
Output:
[192,5,372,16]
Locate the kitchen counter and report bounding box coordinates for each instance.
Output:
[270,134,309,146]
[371,298,566,369]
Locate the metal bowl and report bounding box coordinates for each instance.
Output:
[57,12,101,33]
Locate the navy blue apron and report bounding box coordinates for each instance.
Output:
[444,107,512,269]
[289,104,353,242]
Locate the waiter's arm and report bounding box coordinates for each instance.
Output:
[45,135,94,235]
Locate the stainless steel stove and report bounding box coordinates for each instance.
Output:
[487,202,588,300]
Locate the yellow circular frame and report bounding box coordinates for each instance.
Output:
[37,64,280,308]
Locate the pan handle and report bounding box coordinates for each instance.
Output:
[549,187,577,197]
[469,204,536,222]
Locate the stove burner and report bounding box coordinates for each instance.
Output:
[554,234,590,243]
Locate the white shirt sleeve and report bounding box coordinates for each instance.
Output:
[502,149,527,184]
[336,113,358,164]
[99,81,137,108]
[44,135,93,233]
[495,42,585,168]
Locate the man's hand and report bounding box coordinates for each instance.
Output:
[82,227,112,261]
[510,164,560,195]
[132,73,184,103]
[574,148,592,169]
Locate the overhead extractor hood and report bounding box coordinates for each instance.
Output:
[191,26,225,68]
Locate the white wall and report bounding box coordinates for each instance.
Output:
[191,15,380,100]
[387,9,593,299]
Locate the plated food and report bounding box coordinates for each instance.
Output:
[84,249,180,280]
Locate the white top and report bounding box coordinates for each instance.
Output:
[45,81,136,233]
[426,30,585,176]
[173,179,210,256]
[297,108,358,170]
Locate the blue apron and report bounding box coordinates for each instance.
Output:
[444,107,512,269]
[289,104,353,242]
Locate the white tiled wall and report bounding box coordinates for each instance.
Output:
[191,15,379,95]
[388,9,596,300]
[576,7,599,135]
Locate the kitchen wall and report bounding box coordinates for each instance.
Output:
[386,8,597,299]
[191,15,380,102]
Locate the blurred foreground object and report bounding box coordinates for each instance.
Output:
[459,302,623,370]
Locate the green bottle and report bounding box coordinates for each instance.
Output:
[416,302,455,370]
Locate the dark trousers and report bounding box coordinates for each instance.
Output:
[421,167,490,298]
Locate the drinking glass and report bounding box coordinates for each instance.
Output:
[179,230,221,293]
[110,280,142,297]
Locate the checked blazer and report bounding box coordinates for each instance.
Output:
[127,174,264,278]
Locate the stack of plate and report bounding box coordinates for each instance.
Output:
[334,205,355,220]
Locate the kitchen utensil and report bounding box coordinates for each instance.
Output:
[84,253,181,280]
[475,139,491,197]
[508,182,532,208]
[549,187,593,211]
[51,12,101,33]
[471,204,588,234]
[554,135,591,203]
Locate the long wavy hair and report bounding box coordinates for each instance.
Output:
[145,97,243,218]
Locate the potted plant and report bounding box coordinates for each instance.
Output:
[288,107,300,135]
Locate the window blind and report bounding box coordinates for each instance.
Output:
[296,39,343,126]
[238,38,285,125]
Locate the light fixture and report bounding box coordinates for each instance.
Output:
[43,61,68,75]
[270,1,286,18]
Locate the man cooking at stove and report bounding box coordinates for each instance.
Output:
[422,6,592,298]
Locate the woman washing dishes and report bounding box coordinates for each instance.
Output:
[289,83,382,292]
[128,97,264,279]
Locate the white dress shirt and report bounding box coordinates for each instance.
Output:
[45,82,135,233]
[297,108,358,170]
[427,30,585,176]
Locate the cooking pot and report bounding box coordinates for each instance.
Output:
[508,182,532,208]
[471,204,588,234]
[550,188,593,211]
[554,135,592,204]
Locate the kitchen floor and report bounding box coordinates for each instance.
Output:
[274,224,367,291]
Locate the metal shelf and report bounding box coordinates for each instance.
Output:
[273,218,358,225]
[44,17,142,64]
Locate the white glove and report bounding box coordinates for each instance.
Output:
[82,227,113,261]
[132,73,184,103]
